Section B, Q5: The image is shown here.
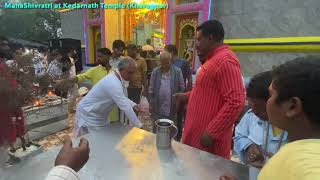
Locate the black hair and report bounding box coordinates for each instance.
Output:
[127,44,137,51]
[11,43,24,51]
[272,56,320,125]
[164,44,178,56]
[140,50,147,58]
[196,20,225,42]
[56,49,64,55]
[97,48,112,56]
[38,47,47,53]
[112,40,125,50]
[137,45,142,51]
[246,70,272,101]
[60,55,71,73]
[149,50,156,58]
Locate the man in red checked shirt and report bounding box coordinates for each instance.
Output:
[176,20,245,159]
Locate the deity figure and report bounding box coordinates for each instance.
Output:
[183,29,195,67]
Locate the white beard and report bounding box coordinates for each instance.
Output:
[123,80,129,88]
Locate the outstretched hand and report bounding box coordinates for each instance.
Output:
[55,136,90,172]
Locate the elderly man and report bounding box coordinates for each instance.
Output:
[176,20,245,159]
[149,51,185,133]
[75,58,143,136]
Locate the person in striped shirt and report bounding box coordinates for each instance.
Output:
[176,20,245,159]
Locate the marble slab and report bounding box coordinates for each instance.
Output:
[1,123,259,180]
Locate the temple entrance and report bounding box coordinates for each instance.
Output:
[90,26,101,64]
[176,13,198,69]
[124,0,166,51]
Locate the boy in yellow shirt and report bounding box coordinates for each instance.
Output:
[55,48,112,86]
[221,56,320,180]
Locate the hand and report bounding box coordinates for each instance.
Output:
[245,144,265,167]
[220,175,237,180]
[265,152,274,158]
[134,104,143,112]
[55,136,90,172]
[174,93,188,112]
[200,132,214,147]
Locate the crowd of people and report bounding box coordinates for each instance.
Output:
[1,19,320,180]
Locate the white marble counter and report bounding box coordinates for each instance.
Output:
[1,123,259,180]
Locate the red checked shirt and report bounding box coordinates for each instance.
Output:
[181,45,245,159]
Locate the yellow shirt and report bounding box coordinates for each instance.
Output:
[76,64,110,86]
[258,139,320,180]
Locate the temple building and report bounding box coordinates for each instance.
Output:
[59,0,320,74]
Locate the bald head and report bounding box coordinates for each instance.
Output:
[160,51,172,72]
[160,51,172,61]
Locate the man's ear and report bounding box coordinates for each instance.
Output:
[208,35,215,41]
[285,97,303,118]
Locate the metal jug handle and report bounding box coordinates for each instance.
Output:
[170,124,178,139]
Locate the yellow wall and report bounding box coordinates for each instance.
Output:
[120,9,125,43]
[225,37,320,53]
[104,0,120,49]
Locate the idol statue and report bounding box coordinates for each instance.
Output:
[183,29,195,67]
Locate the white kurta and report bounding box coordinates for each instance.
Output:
[45,166,80,180]
[75,71,142,135]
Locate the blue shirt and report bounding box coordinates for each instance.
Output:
[174,58,191,82]
[234,109,288,162]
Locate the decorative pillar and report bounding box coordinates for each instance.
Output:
[101,7,106,47]
[82,0,90,65]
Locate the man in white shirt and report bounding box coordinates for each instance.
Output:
[75,58,143,136]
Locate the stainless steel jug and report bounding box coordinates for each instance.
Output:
[155,119,178,149]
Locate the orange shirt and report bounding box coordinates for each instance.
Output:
[129,56,147,88]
